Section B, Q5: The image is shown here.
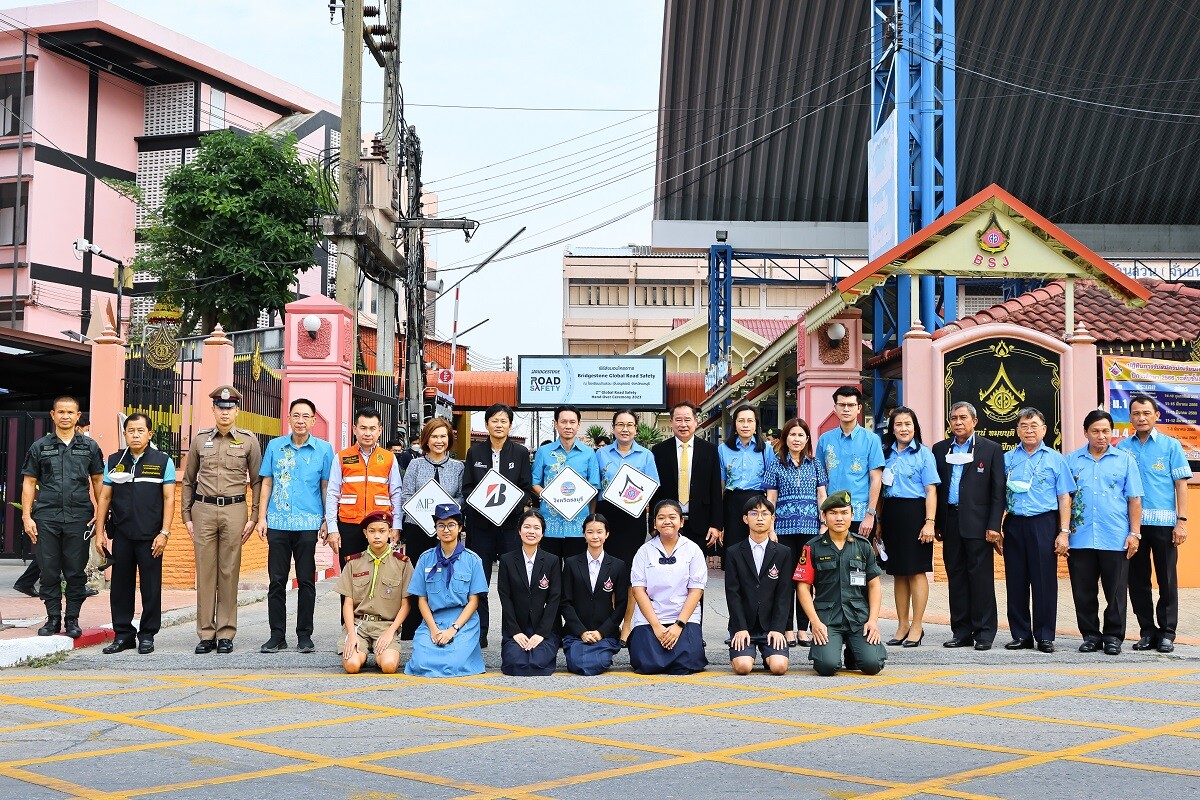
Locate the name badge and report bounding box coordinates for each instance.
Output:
[850,569,867,587]
[881,468,895,486]
[204,441,214,448]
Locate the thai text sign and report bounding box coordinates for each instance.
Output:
[1105,356,1200,460]
[518,356,667,409]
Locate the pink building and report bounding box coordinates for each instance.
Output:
[0,0,340,340]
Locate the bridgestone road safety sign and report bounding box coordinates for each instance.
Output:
[539,466,597,522]
[465,469,523,527]
[600,463,659,519]
[402,479,456,536]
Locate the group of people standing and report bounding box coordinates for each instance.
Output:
[14,382,1188,673]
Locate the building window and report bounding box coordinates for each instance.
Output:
[0,181,29,246]
[635,284,694,306]
[0,71,33,137]
[569,284,628,306]
[732,286,758,307]
[767,286,808,307]
[207,88,226,130]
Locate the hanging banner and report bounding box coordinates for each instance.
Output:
[1105,355,1200,460]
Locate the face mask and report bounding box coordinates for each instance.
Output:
[108,449,135,484]
[1006,478,1031,493]
[945,453,973,465]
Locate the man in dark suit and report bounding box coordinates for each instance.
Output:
[725,495,792,675]
[462,403,533,647]
[497,521,561,676]
[932,401,1006,650]
[561,516,629,675]
[651,401,723,554]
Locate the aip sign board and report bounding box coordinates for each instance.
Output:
[518,356,667,409]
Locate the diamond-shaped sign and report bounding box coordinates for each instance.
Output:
[600,463,659,519]
[401,479,455,536]
[465,469,524,527]
[539,465,597,522]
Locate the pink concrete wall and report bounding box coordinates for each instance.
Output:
[26,165,84,267]
[94,72,142,172]
[224,93,279,132]
[27,49,89,157]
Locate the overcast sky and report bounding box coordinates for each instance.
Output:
[5,0,665,364]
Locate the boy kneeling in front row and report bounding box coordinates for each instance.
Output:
[795,491,887,676]
[335,510,412,674]
[726,495,792,675]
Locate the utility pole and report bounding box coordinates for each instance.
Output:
[333,0,363,314]
[374,0,401,379]
[402,125,425,435]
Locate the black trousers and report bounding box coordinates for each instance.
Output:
[1002,511,1059,642]
[465,522,518,644]
[1128,524,1178,641]
[14,557,40,591]
[1068,548,1129,643]
[941,507,999,644]
[267,528,318,639]
[540,536,587,562]
[401,522,437,641]
[35,519,89,617]
[336,521,368,566]
[109,535,162,641]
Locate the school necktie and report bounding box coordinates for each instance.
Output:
[679,442,690,506]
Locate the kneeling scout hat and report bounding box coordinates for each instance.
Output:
[362,510,394,527]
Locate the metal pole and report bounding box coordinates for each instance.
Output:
[448,285,459,401]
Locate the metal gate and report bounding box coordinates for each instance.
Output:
[0,411,50,558]
[124,335,203,463]
[230,328,284,453]
[353,371,401,442]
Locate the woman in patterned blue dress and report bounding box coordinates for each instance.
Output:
[764,418,827,645]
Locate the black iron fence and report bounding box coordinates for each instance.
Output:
[0,411,50,558]
[353,370,401,443]
[125,333,203,463]
[229,327,285,453]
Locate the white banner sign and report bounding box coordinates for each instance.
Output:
[401,479,455,536]
[600,463,659,518]
[539,465,597,522]
[518,355,667,408]
[465,469,524,527]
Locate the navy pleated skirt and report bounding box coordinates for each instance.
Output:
[627,622,707,675]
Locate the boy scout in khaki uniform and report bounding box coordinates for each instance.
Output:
[336,510,413,674]
[182,385,263,654]
[795,490,887,676]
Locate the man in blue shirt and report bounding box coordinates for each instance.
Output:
[1117,394,1192,653]
[1002,408,1076,653]
[532,405,601,562]
[817,386,884,536]
[1066,410,1143,655]
[255,398,335,654]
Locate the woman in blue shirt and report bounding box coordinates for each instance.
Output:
[718,404,773,560]
[879,407,940,648]
[764,417,827,645]
[406,503,488,677]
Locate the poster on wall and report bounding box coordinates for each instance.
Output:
[944,338,1062,450]
[517,356,667,409]
[1104,355,1200,462]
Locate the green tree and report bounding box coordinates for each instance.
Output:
[134,130,327,333]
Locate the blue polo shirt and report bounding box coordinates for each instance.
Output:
[818,424,885,521]
[532,439,601,539]
[1003,441,1076,517]
[1116,429,1192,527]
[259,433,335,531]
[1067,445,1143,551]
[597,441,660,492]
[947,434,975,506]
[884,440,940,499]
[718,438,772,491]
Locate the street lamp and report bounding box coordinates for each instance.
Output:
[73,238,127,333]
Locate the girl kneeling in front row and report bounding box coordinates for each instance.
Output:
[498,510,561,676]
[560,514,628,675]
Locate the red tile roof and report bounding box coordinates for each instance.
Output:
[937,280,1200,343]
[671,316,796,342]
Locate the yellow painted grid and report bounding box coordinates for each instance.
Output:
[0,666,1195,800]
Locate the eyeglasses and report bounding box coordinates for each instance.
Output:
[290,413,314,420]
[613,422,637,429]
[835,403,860,409]
[434,522,460,532]
[746,510,772,518]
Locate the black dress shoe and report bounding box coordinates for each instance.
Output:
[886,637,907,646]
[103,638,135,654]
[84,587,99,597]
[216,638,234,654]
[974,641,993,651]
[260,637,288,654]
[195,639,217,654]
[63,617,82,639]
[1132,635,1160,651]
[1005,638,1033,650]
[943,637,974,648]
[297,637,315,653]
[1037,640,1055,653]
[37,616,61,636]
[13,583,39,598]
[1158,639,1175,654]
[1103,642,1122,656]
[1078,639,1101,653]
[138,638,155,654]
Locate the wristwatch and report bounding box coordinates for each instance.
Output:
[1057,529,1070,534]
[673,620,686,630]
[451,623,460,631]
[865,508,877,516]
[1178,516,1188,522]
[159,529,170,539]
[1130,532,1143,540]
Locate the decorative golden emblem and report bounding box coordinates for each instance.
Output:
[143,301,182,370]
[976,210,1010,254]
[979,340,1025,421]
[251,342,263,382]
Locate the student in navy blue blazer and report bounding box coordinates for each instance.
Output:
[560,514,629,675]
[497,510,561,676]
[724,495,792,675]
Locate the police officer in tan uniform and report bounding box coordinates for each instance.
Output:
[182,385,263,654]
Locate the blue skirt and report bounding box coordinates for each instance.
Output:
[405,607,485,677]
[501,631,561,676]
[628,622,707,675]
[562,635,622,676]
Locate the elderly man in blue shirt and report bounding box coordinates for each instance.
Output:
[255,398,335,654]
[532,405,601,562]
[817,386,885,537]
[1002,408,1076,653]
[1116,394,1192,653]
[1065,410,1143,655]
